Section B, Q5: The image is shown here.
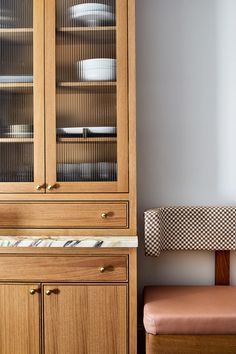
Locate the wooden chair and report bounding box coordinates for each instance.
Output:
[144,251,236,354]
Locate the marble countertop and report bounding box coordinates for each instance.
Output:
[0,236,138,248]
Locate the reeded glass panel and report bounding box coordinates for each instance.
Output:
[0,0,34,182]
[56,0,117,182]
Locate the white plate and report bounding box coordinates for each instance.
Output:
[70,3,112,15]
[57,126,116,135]
[70,10,115,26]
[0,76,33,83]
[2,132,33,138]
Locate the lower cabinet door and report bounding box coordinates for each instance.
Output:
[0,284,41,354]
[43,284,128,354]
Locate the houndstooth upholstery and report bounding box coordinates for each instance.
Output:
[144,207,236,256]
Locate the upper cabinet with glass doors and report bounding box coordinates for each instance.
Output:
[0,0,44,193]
[45,0,129,193]
[0,0,130,194]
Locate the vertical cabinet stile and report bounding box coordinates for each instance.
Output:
[33,0,45,192]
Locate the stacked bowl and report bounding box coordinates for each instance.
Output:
[77,58,116,81]
[69,3,115,26]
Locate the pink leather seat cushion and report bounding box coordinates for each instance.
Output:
[144,286,236,335]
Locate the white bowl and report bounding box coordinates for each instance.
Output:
[79,58,116,69]
[77,59,116,81]
[70,3,113,16]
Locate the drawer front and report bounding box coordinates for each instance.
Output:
[0,256,128,282]
[0,202,128,229]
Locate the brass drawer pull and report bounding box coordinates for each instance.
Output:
[30,288,39,295]
[101,213,108,219]
[99,266,114,273]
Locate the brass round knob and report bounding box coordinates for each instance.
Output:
[100,267,105,273]
[30,289,36,295]
[48,184,58,191]
[101,213,108,219]
[36,184,44,191]
[46,290,52,296]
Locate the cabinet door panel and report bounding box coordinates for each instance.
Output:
[0,284,40,354]
[0,0,45,193]
[44,284,128,354]
[45,0,128,193]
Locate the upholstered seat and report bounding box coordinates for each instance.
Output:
[144,286,236,335]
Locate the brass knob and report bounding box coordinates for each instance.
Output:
[101,213,108,219]
[100,267,105,273]
[30,289,37,295]
[36,184,44,191]
[46,289,58,296]
[47,184,57,190]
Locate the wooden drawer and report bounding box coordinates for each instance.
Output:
[0,202,128,229]
[0,256,128,282]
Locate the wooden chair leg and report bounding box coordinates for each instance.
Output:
[146,333,150,354]
[215,251,230,285]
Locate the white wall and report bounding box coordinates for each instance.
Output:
[136,0,236,323]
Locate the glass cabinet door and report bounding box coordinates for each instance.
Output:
[45,0,128,193]
[0,0,44,193]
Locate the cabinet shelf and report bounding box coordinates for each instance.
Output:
[57,26,116,43]
[0,28,33,42]
[0,83,33,92]
[57,137,117,143]
[58,26,116,33]
[0,138,34,143]
[57,81,116,92]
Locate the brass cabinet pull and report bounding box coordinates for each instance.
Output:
[46,289,58,296]
[36,184,44,191]
[101,213,108,219]
[47,184,57,191]
[100,267,105,273]
[30,288,39,295]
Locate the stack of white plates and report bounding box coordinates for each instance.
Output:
[0,76,33,83]
[77,58,116,81]
[69,3,115,26]
[0,124,33,138]
[57,162,117,182]
[0,9,15,27]
[57,126,116,137]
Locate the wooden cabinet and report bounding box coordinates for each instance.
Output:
[0,284,41,354]
[0,283,127,354]
[0,0,136,237]
[44,284,128,354]
[0,0,136,352]
[0,249,136,354]
[0,0,134,196]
